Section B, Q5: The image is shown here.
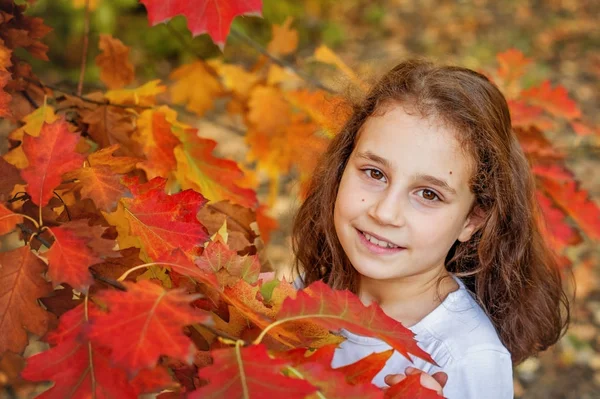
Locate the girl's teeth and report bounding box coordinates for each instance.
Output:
[363,232,398,249]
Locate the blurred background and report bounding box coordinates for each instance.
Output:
[11,0,600,397]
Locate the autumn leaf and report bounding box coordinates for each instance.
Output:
[273,281,436,365]
[285,89,351,138]
[103,177,209,261]
[314,45,364,89]
[196,239,260,286]
[44,225,101,292]
[197,200,258,252]
[384,373,444,399]
[495,48,531,90]
[337,349,395,385]
[87,280,209,373]
[536,192,581,253]
[208,59,259,99]
[21,303,173,398]
[139,0,263,49]
[521,80,581,120]
[0,203,22,235]
[0,157,23,199]
[20,119,85,207]
[189,344,317,398]
[105,79,166,107]
[169,61,222,115]
[173,127,258,209]
[95,34,135,89]
[267,17,298,56]
[132,108,181,180]
[0,247,52,354]
[0,40,11,118]
[248,85,290,134]
[78,101,136,151]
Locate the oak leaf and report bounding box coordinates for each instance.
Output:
[95,34,135,89]
[87,280,209,373]
[44,225,102,292]
[0,247,52,354]
[173,127,257,209]
[276,281,436,365]
[103,177,209,261]
[139,0,263,49]
[189,344,317,398]
[20,119,85,206]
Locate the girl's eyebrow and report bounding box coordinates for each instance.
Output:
[355,150,457,195]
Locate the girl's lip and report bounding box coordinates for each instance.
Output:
[356,229,405,254]
[357,229,404,248]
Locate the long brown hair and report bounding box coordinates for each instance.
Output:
[292,59,570,364]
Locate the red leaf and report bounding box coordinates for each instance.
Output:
[139,0,263,49]
[189,344,317,398]
[337,349,395,385]
[521,80,581,121]
[496,48,531,86]
[276,281,436,365]
[21,304,172,398]
[87,280,209,374]
[0,247,52,353]
[536,192,581,252]
[20,119,85,206]
[45,226,101,292]
[384,373,444,399]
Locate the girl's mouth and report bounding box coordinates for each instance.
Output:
[356,229,405,254]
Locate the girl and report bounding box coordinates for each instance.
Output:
[291,59,570,398]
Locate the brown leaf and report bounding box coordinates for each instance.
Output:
[95,34,135,89]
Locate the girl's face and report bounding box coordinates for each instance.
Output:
[333,104,481,284]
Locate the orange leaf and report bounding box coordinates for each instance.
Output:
[248,85,290,134]
[87,280,209,373]
[64,165,128,212]
[267,17,298,56]
[95,34,135,89]
[521,80,581,120]
[0,40,12,118]
[20,119,85,206]
[169,61,221,115]
[105,80,166,107]
[140,0,263,50]
[0,203,22,235]
[189,344,317,398]
[536,192,581,253]
[496,48,531,88]
[87,144,141,173]
[103,177,209,261]
[285,89,351,137]
[0,247,52,353]
[45,225,101,292]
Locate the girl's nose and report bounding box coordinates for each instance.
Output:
[367,192,406,226]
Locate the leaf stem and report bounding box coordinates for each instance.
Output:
[116,262,186,282]
[0,213,40,230]
[235,339,250,399]
[194,323,244,344]
[84,294,97,398]
[253,316,309,345]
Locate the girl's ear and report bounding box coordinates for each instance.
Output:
[458,206,486,243]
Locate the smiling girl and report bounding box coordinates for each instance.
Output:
[291,60,570,398]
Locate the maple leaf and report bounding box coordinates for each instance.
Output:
[105,79,166,107]
[197,200,258,252]
[139,0,263,49]
[247,85,290,135]
[169,61,222,115]
[20,119,85,207]
[21,304,173,398]
[0,157,23,199]
[63,145,140,212]
[44,225,101,292]
[95,34,135,89]
[103,177,209,261]
[521,80,581,121]
[337,349,395,385]
[536,192,581,253]
[495,48,531,89]
[384,373,444,399]
[173,127,257,209]
[0,247,52,354]
[87,280,209,373]
[189,344,316,398]
[208,59,259,99]
[0,40,12,118]
[132,108,181,180]
[196,239,260,286]
[539,178,600,241]
[285,89,351,137]
[273,281,436,365]
[0,203,22,235]
[78,101,137,151]
[267,17,298,56]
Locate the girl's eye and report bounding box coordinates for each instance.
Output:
[365,168,386,181]
[418,189,441,202]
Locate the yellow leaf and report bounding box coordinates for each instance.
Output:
[72,0,101,10]
[267,17,298,56]
[105,80,166,107]
[102,202,144,260]
[95,34,135,89]
[314,45,365,89]
[285,89,351,137]
[169,61,222,116]
[208,60,259,99]
[266,64,302,87]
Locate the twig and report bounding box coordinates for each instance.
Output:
[195,323,247,345]
[20,90,39,109]
[17,223,52,248]
[229,26,335,93]
[78,0,91,96]
[8,192,30,203]
[53,191,72,221]
[89,269,127,291]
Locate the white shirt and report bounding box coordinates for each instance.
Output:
[295,276,514,399]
